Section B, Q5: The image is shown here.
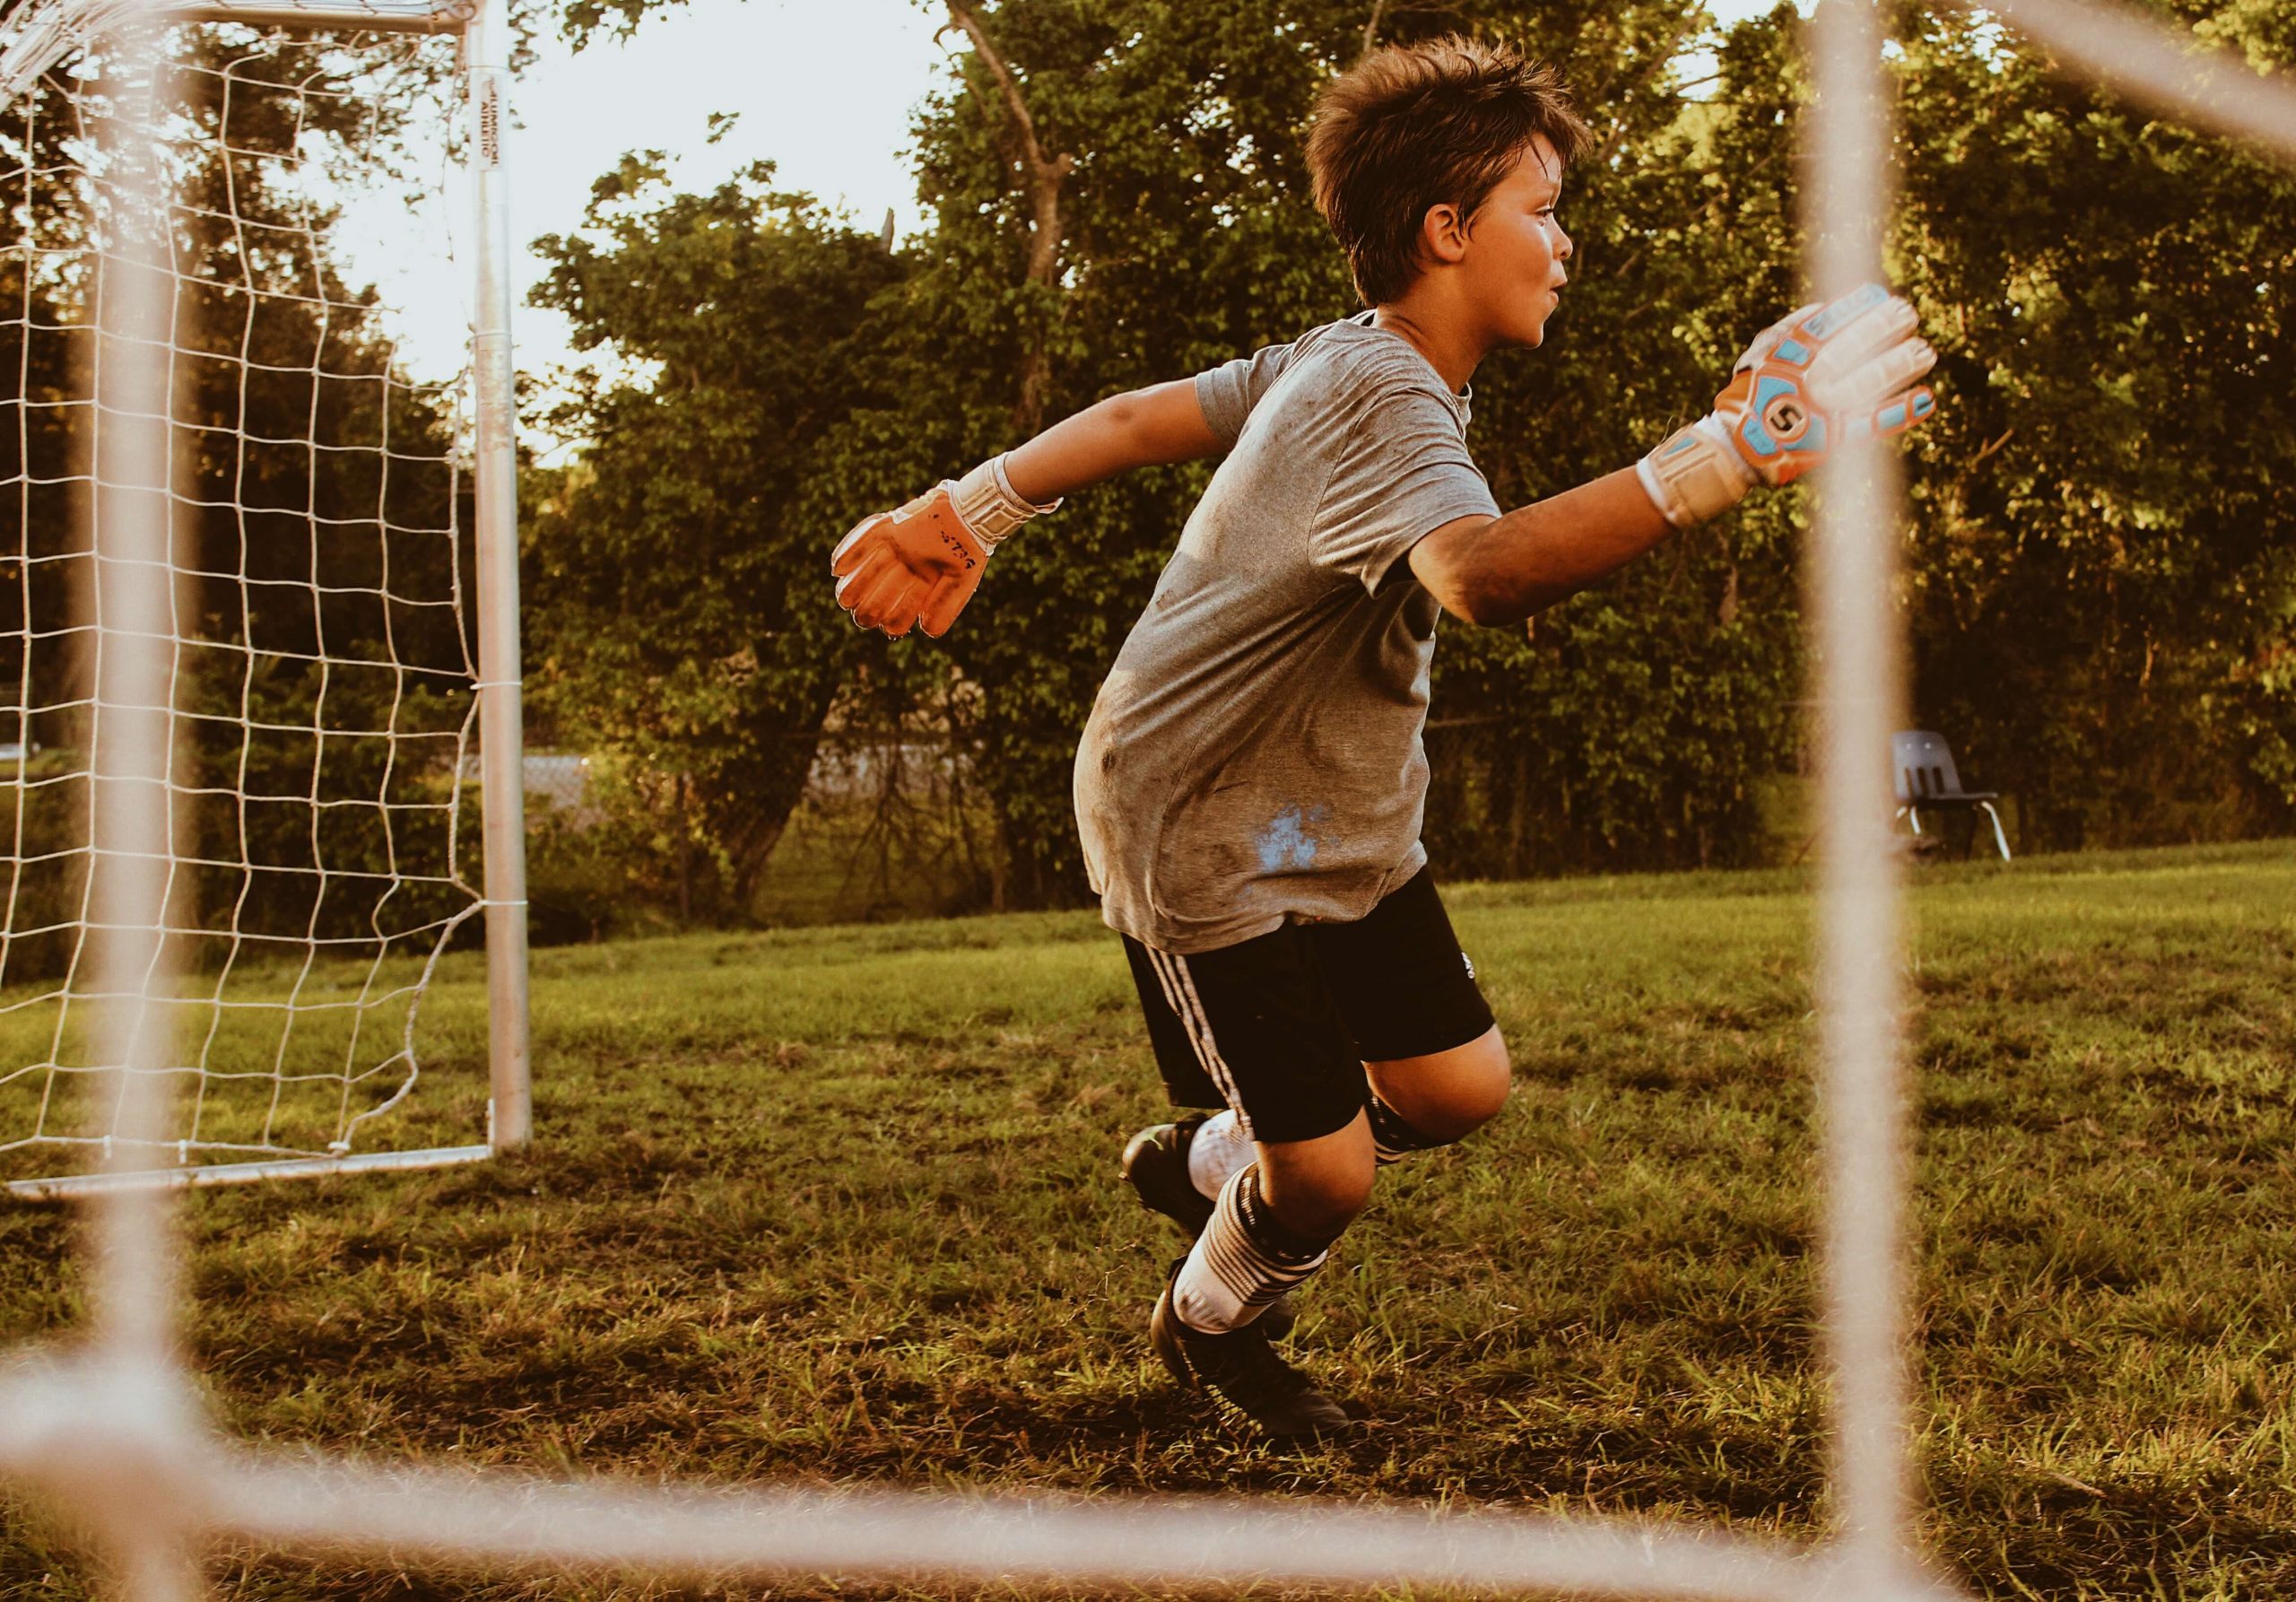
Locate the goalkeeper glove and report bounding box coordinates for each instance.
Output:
[1637,283,1939,530]
[830,455,1058,638]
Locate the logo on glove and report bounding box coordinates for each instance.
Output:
[1761,393,1811,446]
[935,520,979,572]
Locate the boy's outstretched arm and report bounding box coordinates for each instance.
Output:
[1411,283,1939,627]
[1408,469,1671,625]
[832,379,1220,638]
[1006,379,1224,502]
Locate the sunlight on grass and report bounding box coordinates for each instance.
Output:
[1,840,2290,1598]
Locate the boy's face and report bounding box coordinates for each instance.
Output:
[1458,135,1572,351]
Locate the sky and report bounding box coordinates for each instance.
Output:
[499,0,947,394]
[340,0,947,428]
[337,0,1787,443]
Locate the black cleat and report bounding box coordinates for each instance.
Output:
[1149,1261,1354,1443]
[1122,1114,1218,1237]
[1123,1118,1296,1339]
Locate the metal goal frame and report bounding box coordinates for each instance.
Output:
[0,0,528,1202]
[0,0,2288,1598]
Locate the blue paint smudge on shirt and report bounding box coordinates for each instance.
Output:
[1257,805,1331,872]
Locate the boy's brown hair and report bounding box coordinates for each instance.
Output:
[1307,36,1596,307]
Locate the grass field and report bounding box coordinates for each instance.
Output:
[3,840,2292,1599]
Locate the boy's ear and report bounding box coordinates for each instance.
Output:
[1419,202,1472,266]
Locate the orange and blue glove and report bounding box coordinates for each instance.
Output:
[1639,283,1939,529]
[831,456,1057,638]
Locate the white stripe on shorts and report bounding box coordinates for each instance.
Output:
[1146,948,1252,1140]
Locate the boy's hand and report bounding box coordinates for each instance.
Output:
[831,487,990,639]
[831,456,1059,638]
[1638,283,1938,529]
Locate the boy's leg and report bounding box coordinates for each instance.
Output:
[1169,1023,1506,1356]
[1256,1107,1378,1238]
[1116,926,1363,1241]
[1365,1023,1511,1156]
[1118,929,1371,1439]
[1152,1121,1371,1441]
[1139,1023,1502,1223]
[1115,869,1503,1440]
[1170,1109,1376,1333]
[1308,866,1509,1162]
[1155,1091,1386,1349]
[1121,860,1501,1224]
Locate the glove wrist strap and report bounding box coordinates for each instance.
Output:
[1638,415,1755,530]
[951,453,1060,548]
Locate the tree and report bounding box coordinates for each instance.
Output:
[526,157,909,918]
[529,0,2294,915]
[1890,3,2296,847]
[0,35,474,973]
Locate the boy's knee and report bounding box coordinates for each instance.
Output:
[1438,1035,1512,1135]
[1257,1136,1377,1240]
[1372,1027,1512,1145]
[1272,1168,1374,1239]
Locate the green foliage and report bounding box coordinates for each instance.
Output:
[1892,4,2296,849]
[526,161,911,919]
[534,0,2294,919]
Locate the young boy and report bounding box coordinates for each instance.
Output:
[831,36,1935,1441]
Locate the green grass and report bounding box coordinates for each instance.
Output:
[3,840,2292,1599]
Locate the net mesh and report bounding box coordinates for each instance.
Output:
[2,0,2292,1597]
[0,8,479,1181]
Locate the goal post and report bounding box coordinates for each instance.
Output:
[0,0,527,1200]
[463,0,529,1159]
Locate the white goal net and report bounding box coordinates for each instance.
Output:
[0,0,526,1198]
[0,0,2288,1597]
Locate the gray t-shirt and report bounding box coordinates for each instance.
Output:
[1073,314,1501,953]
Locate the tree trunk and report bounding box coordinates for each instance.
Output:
[945,0,1073,434]
[1508,743,1532,878]
[725,716,830,913]
[675,771,692,924]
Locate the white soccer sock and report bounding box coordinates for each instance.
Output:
[1171,1166,1332,1334]
[1186,1108,1255,1201]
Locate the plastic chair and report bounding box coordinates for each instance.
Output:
[1892,730,2011,860]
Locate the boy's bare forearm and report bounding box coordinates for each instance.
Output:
[1004,379,1222,504]
[1410,468,1674,626]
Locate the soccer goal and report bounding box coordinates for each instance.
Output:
[0,0,2289,1598]
[0,0,527,1200]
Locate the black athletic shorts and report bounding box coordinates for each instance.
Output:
[1120,865,1496,1145]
